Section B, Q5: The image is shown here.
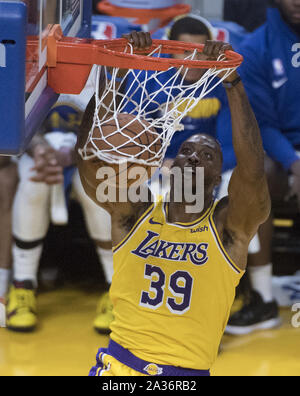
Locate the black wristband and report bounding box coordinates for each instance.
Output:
[223,76,242,89]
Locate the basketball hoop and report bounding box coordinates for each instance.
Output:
[97,0,191,30]
[34,27,243,168]
[78,39,243,168]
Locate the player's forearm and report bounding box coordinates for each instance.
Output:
[225,76,265,179]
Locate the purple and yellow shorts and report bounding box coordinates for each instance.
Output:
[89,340,210,377]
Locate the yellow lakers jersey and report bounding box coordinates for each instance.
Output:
[110,197,244,370]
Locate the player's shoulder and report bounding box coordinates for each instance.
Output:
[239,24,268,57]
[212,196,236,242]
[211,20,249,50]
[111,198,154,248]
[237,25,270,76]
[212,197,247,260]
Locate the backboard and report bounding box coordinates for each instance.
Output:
[0,0,91,155]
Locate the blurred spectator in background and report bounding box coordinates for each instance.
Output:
[93,0,104,14]
[225,0,300,335]
[0,158,18,304]
[224,0,269,32]
[6,72,114,334]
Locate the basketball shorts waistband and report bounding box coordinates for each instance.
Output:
[104,339,210,376]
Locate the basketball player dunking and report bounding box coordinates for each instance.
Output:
[77,32,271,376]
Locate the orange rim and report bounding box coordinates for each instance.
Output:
[33,27,244,95]
[97,38,244,70]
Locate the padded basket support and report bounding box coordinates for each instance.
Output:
[0,1,27,155]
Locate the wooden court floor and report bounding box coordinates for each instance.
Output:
[0,287,299,376]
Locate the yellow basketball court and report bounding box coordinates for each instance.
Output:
[0,287,299,376]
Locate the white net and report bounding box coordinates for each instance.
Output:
[79,43,237,167]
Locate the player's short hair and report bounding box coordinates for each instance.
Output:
[169,15,214,41]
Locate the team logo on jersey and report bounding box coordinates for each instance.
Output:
[132,231,209,266]
[216,28,230,43]
[143,363,163,376]
[149,218,163,226]
[174,98,221,119]
[46,104,82,133]
[272,58,288,89]
[272,77,288,89]
[92,22,117,40]
[273,58,285,77]
[0,43,6,68]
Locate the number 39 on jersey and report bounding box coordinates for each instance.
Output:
[140,264,194,315]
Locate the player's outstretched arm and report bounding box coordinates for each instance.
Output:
[206,42,271,254]
[203,42,271,270]
[225,75,271,236]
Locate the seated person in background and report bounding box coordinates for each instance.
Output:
[93,0,102,14]
[163,15,230,168]
[223,0,269,32]
[225,0,300,335]
[0,158,18,304]
[6,83,114,334]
